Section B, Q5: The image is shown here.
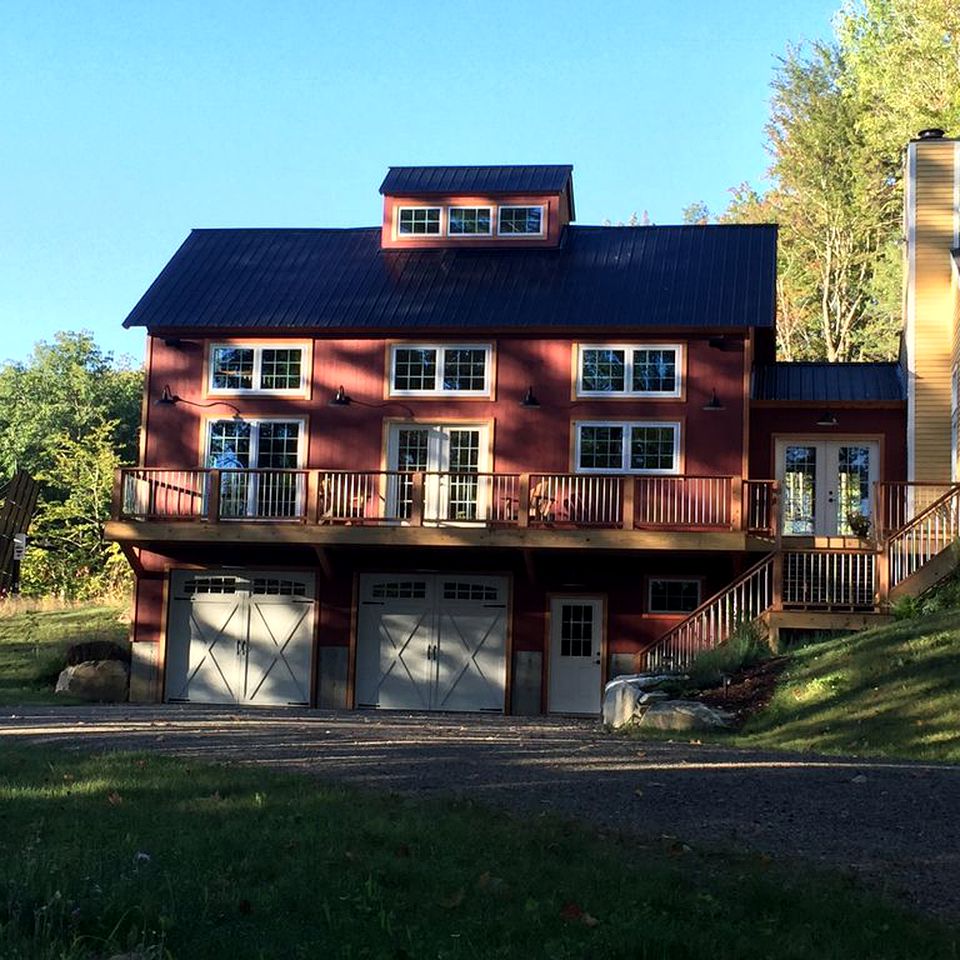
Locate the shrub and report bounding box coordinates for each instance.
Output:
[687,620,769,688]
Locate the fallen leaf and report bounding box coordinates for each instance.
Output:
[560,901,583,921]
[581,912,600,928]
[850,774,868,784]
[634,788,644,798]
[106,792,123,806]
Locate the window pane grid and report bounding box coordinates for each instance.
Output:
[211,345,305,392]
[499,206,542,234]
[577,422,678,473]
[579,345,679,396]
[582,349,625,392]
[632,349,677,393]
[630,426,675,471]
[391,345,489,395]
[560,604,594,658]
[442,348,487,391]
[212,348,254,390]
[260,349,302,390]
[394,348,438,391]
[398,208,441,235]
[649,579,700,613]
[448,207,491,235]
[447,429,481,520]
[578,426,625,470]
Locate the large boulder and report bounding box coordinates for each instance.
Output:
[602,675,676,728]
[636,700,733,732]
[55,660,129,702]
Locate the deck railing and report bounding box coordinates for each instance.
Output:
[781,549,876,608]
[116,467,777,532]
[639,554,775,672]
[886,485,960,588]
[875,482,960,539]
[634,476,732,529]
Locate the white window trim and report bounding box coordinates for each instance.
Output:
[203,416,307,469]
[388,343,494,397]
[396,205,443,238]
[447,206,494,237]
[497,204,546,237]
[208,343,310,396]
[576,343,683,399]
[647,577,702,615]
[574,420,681,475]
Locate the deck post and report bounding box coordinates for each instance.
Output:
[621,476,635,530]
[306,470,321,524]
[207,469,221,523]
[876,543,890,610]
[111,468,125,520]
[730,476,743,531]
[410,472,425,526]
[518,474,530,528]
[771,549,784,611]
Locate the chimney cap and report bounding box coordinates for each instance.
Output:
[918,128,946,140]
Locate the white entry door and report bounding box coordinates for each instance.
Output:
[356,574,508,711]
[548,597,604,715]
[165,572,314,705]
[777,440,879,536]
[386,424,489,522]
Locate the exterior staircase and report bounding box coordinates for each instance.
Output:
[639,483,960,671]
[0,471,39,594]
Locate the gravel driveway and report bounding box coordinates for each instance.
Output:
[3,704,959,920]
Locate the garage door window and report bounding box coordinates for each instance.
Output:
[183,576,240,595]
[371,580,428,600]
[252,577,308,596]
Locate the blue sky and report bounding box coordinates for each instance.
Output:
[0,0,836,365]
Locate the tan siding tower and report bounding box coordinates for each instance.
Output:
[904,131,960,482]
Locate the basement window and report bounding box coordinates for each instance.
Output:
[648,578,701,614]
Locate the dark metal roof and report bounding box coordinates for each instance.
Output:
[379,165,573,197]
[123,224,777,332]
[752,362,905,402]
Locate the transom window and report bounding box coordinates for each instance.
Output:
[577,344,681,397]
[498,205,543,235]
[209,344,307,394]
[648,578,701,614]
[398,207,441,235]
[575,421,680,474]
[389,344,492,396]
[448,207,492,235]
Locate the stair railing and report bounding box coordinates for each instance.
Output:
[638,554,775,673]
[886,484,960,589]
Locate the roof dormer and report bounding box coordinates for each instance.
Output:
[379,165,575,250]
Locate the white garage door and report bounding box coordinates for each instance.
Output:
[356,574,508,712]
[165,571,314,706]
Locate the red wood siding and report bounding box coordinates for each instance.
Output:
[143,334,748,475]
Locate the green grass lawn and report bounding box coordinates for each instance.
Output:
[0,604,126,705]
[0,746,956,960]
[729,610,960,761]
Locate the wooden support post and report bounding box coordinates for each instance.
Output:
[410,472,424,526]
[306,470,321,524]
[876,544,890,610]
[621,476,635,530]
[771,549,784,611]
[730,477,743,531]
[518,474,530,529]
[770,482,780,538]
[207,469,221,523]
[111,468,125,520]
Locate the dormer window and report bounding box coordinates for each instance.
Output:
[398,207,441,236]
[448,207,492,236]
[498,205,543,236]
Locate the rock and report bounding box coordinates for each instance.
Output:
[55,660,129,702]
[636,700,734,732]
[66,640,130,665]
[602,674,676,728]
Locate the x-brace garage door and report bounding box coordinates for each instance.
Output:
[165,571,315,706]
[356,574,508,712]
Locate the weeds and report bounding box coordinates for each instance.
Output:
[687,621,769,689]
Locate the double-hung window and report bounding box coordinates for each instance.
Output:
[575,421,680,474]
[576,344,682,398]
[209,344,308,394]
[389,344,493,397]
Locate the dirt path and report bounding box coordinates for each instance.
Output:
[3,704,959,920]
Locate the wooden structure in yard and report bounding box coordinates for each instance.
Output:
[0,471,39,593]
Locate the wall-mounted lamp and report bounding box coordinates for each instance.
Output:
[702,388,725,411]
[155,385,243,420]
[816,411,839,427]
[520,386,540,408]
[330,385,352,406]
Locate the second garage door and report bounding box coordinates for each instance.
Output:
[356,574,508,712]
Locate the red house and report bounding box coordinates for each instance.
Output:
[108,144,960,714]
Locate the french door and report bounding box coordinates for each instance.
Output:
[206,419,304,518]
[386,423,489,522]
[777,439,879,536]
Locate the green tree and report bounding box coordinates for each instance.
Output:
[0,332,144,598]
